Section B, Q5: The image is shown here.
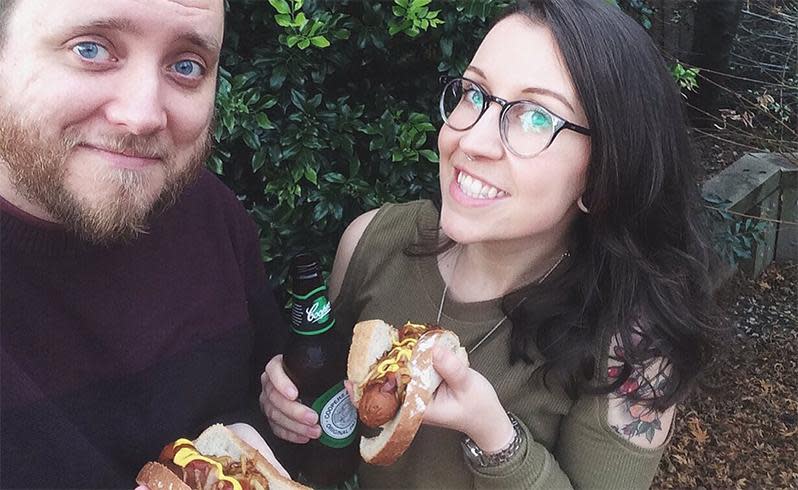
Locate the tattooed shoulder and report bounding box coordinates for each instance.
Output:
[606,336,675,448]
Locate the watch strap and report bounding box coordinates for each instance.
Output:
[461,412,525,468]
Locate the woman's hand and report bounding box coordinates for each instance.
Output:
[423,346,515,453]
[259,355,322,443]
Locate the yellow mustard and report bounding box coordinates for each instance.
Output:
[172,444,243,490]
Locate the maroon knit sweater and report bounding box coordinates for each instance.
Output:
[0,170,288,488]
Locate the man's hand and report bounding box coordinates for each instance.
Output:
[259,355,322,443]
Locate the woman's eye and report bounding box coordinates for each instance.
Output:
[73,42,112,62]
[520,109,553,133]
[466,89,484,108]
[172,60,205,79]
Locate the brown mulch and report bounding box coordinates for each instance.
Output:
[652,262,798,489]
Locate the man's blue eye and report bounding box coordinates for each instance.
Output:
[73,42,110,61]
[173,60,203,78]
[520,109,553,133]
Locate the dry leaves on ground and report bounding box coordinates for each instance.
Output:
[652,263,798,489]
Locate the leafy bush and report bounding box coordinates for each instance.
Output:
[703,194,769,267]
[216,0,511,284]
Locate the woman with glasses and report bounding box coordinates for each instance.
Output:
[261,0,719,487]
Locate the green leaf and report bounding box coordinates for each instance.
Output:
[222,112,235,133]
[269,0,291,15]
[310,36,330,48]
[290,89,306,109]
[251,151,267,172]
[286,34,301,47]
[256,113,275,130]
[275,14,293,27]
[261,98,278,110]
[208,154,224,175]
[304,166,318,185]
[440,37,453,57]
[297,38,311,49]
[333,29,350,40]
[323,172,346,184]
[290,163,304,183]
[419,149,439,163]
[388,23,403,36]
[308,93,323,108]
[295,12,308,29]
[269,65,287,89]
[312,202,329,221]
[243,130,261,150]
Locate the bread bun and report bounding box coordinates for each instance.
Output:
[347,320,467,466]
[136,462,190,490]
[193,424,307,490]
[137,424,308,490]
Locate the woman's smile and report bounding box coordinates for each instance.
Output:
[450,168,510,206]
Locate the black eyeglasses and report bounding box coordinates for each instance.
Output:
[439,76,591,158]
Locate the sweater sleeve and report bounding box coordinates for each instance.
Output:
[470,390,666,489]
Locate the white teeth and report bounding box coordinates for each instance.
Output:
[469,178,482,195]
[456,171,504,200]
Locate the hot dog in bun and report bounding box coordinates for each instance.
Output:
[347,320,468,465]
[135,424,308,490]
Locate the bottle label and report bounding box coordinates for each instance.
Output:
[311,382,357,448]
[291,285,335,335]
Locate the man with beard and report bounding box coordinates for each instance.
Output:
[0,0,291,487]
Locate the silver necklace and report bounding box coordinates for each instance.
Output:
[436,250,570,354]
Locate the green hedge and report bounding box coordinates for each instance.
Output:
[215,0,513,284]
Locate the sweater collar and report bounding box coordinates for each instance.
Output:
[1,194,95,256]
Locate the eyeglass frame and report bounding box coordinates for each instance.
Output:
[438,75,591,158]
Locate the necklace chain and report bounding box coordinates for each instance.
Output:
[436,250,570,354]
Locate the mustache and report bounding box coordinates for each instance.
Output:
[68,131,173,160]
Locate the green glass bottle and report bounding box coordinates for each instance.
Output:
[283,253,359,486]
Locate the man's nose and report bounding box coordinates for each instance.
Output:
[104,67,168,136]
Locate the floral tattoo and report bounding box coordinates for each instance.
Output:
[607,345,667,443]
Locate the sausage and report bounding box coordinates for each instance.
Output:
[359,374,400,428]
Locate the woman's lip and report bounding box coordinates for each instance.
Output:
[80,144,161,169]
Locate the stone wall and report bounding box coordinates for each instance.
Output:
[702,152,798,277]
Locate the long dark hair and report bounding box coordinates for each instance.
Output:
[413,0,722,411]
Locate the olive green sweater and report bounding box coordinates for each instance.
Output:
[334,201,666,489]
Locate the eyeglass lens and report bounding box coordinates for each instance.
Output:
[440,78,556,157]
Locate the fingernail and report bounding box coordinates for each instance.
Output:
[287,387,298,399]
[308,426,322,439]
[304,412,317,425]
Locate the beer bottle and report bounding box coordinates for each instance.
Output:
[283,252,360,486]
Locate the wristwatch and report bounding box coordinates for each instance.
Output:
[461,412,525,468]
